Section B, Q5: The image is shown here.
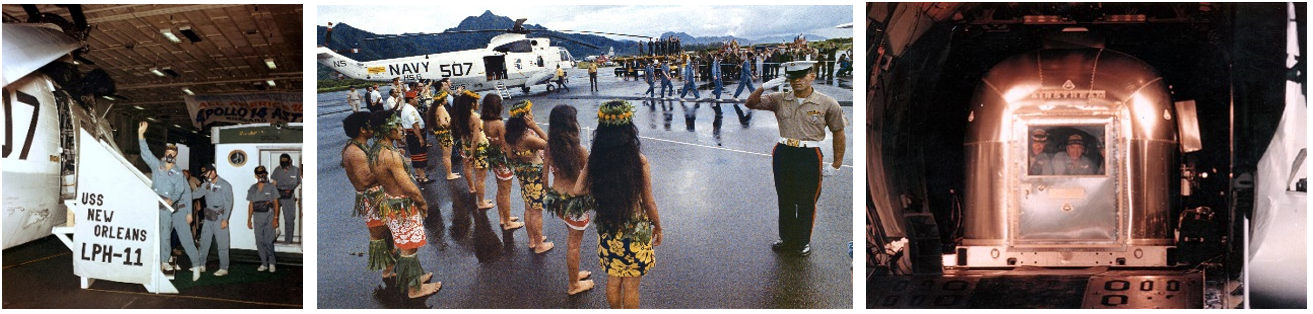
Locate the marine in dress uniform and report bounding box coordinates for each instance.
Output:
[744,60,847,256]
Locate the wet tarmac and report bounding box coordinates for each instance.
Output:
[316,69,854,308]
[3,236,304,308]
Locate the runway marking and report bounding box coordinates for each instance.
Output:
[2,252,69,270]
[536,121,853,169]
[86,288,303,308]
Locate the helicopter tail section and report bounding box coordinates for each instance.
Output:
[316,47,376,81]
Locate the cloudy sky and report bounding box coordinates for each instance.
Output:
[318,5,853,40]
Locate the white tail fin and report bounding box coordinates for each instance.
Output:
[316,47,375,81]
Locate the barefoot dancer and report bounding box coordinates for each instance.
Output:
[481,94,524,230]
[428,86,460,181]
[340,112,404,279]
[543,104,595,295]
[451,91,494,210]
[574,100,663,308]
[368,110,441,298]
[505,100,553,253]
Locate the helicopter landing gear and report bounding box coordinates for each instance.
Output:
[522,86,531,94]
[544,85,553,93]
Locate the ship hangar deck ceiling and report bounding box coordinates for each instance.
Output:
[2,4,303,129]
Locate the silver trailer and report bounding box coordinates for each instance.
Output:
[958,48,1178,267]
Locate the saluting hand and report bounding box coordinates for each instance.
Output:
[762,77,788,90]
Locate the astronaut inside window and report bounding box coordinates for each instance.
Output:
[1027,126,1105,176]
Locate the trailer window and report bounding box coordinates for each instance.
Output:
[1026,125,1105,176]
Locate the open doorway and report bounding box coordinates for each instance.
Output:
[260,149,302,247]
[484,55,507,80]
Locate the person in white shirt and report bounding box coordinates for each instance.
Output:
[368,85,383,111]
[385,89,402,111]
[399,96,431,183]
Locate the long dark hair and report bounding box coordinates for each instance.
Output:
[451,93,477,141]
[480,93,502,121]
[547,105,583,180]
[505,115,529,147]
[587,119,643,228]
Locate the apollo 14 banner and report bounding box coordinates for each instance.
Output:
[185,92,303,128]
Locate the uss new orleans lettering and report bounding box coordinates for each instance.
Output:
[388,62,431,76]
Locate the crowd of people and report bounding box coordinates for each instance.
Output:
[139,122,302,281]
[611,41,854,104]
[329,40,846,307]
[642,36,682,57]
[340,79,664,306]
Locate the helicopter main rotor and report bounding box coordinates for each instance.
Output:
[361,17,652,50]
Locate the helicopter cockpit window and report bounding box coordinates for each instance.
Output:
[1026,125,1105,176]
[494,40,533,53]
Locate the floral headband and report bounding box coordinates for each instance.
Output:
[461,89,481,100]
[371,111,403,136]
[597,100,635,126]
[509,100,533,118]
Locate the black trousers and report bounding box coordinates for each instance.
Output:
[772,144,822,248]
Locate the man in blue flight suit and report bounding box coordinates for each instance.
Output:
[138,121,202,281]
[711,54,724,100]
[247,166,281,272]
[192,164,234,276]
[657,61,674,99]
[272,153,300,244]
[732,52,757,101]
[679,57,701,100]
[644,61,656,98]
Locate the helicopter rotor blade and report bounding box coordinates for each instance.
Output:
[556,30,653,40]
[539,33,600,49]
[363,29,506,41]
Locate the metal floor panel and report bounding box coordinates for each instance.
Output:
[868,269,1204,309]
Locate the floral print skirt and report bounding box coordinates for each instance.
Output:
[598,218,655,277]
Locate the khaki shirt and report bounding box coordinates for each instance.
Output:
[760,90,847,141]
